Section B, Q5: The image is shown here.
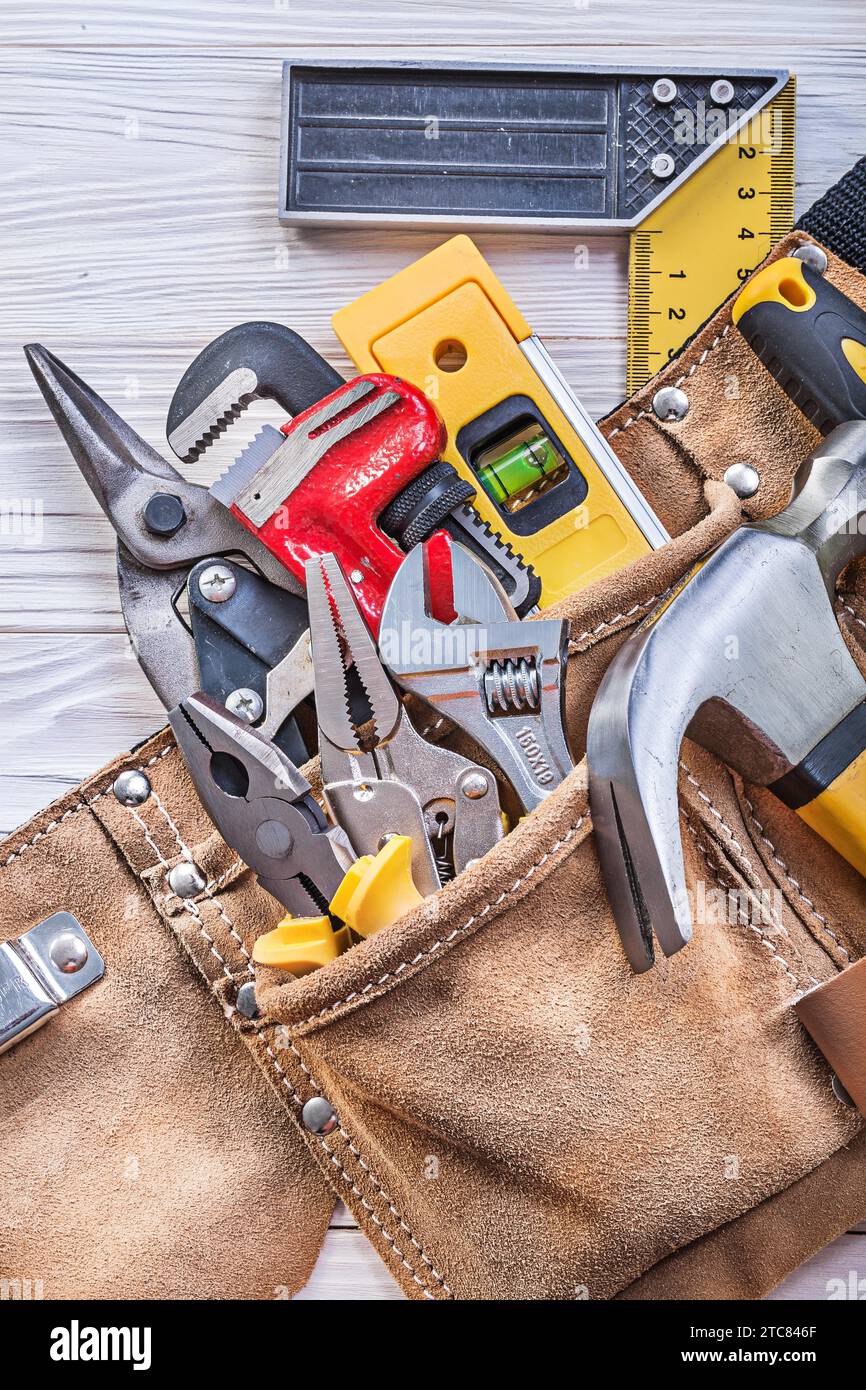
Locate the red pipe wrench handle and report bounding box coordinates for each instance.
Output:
[229,374,445,634]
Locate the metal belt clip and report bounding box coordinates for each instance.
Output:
[0,912,104,1054]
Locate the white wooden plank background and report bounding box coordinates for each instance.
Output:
[1,0,864,1301]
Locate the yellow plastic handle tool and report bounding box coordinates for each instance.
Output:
[791,748,866,880]
[732,255,866,431]
[251,836,425,974]
[252,915,351,976]
[731,256,817,321]
[330,835,424,938]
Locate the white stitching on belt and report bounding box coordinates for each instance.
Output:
[681,812,808,993]
[606,323,732,438]
[296,815,586,1029]
[1,744,175,868]
[262,1037,447,1298]
[741,795,852,963]
[148,787,252,971]
[129,807,235,985]
[569,592,664,650]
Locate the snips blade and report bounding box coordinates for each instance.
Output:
[24,344,299,593]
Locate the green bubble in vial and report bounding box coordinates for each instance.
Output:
[477,432,561,504]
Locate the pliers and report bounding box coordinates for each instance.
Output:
[306,553,505,895]
[169,692,353,918]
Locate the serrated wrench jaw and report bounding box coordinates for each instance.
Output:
[213,380,402,528]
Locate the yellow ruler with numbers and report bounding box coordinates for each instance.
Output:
[627,79,796,393]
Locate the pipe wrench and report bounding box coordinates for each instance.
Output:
[166,322,541,624]
[24,344,315,764]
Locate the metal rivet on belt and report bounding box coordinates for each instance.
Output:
[651,385,690,421]
[792,243,828,275]
[301,1096,338,1135]
[112,769,152,806]
[723,462,761,499]
[48,929,89,974]
[168,860,207,898]
[236,980,259,1019]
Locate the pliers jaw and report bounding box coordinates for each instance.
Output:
[169,693,350,917]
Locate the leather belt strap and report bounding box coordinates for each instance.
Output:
[796,957,866,1114]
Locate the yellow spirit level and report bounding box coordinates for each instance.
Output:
[333,236,668,606]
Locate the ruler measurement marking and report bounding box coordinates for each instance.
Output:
[626,80,795,396]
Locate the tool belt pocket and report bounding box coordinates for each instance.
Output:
[252,241,866,1297]
[252,513,864,1301]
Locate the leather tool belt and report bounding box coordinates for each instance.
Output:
[2,161,865,1301]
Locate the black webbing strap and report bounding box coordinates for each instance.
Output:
[797,156,866,275]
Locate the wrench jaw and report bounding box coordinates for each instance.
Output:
[24,342,301,593]
[166,321,344,465]
[381,536,574,814]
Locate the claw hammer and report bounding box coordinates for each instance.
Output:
[587,421,866,972]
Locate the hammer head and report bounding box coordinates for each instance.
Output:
[587,422,866,972]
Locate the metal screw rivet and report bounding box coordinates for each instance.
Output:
[143,492,186,538]
[48,930,89,974]
[255,819,294,859]
[460,771,489,800]
[832,1073,856,1108]
[349,569,364,585]
[723,462,761,499]
[302,1097,338,1135]
[198,564,236,603]
[651,385,690,421]
[650,153,676,180]
[225,687,264,723]
[793,243,828,275]
[168,860,207,898]
[112,769,152,806]
[710,79,735,105]
[236,981,259,1020]
[652,78,678,105]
